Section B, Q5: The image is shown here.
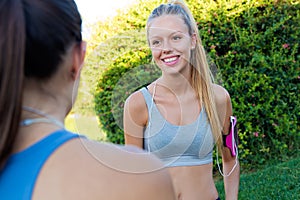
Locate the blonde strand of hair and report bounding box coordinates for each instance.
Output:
[165,0,223,151]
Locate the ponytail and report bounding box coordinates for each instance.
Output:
[0,0,25,168]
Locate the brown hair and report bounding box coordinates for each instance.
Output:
[0,0,82,168]
[0,0,25,169]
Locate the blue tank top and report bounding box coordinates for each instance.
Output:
[140,87,214,167]
[0,130,84,200]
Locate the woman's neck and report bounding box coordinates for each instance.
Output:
[158,75,193,97]
[22,84,70,123]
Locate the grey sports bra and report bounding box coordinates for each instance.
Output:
[140,87,214,167]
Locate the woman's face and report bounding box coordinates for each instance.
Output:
[147,14,196,75]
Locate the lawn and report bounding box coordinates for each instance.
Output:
[216,156,300,200]
[65,114,106,141]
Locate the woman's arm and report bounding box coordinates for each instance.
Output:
[123,91,148,149]
[222,147,240,200]
[214,84,240,200]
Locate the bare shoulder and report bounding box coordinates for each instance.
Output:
[125,89,147,110]
[40,138,175,200]
[78,139,176,199]
[124,88,149,128]
[212,84,233,127]
[212,84,231,105]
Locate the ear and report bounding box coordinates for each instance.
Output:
[191,33,197,49]
[71,41,86,80]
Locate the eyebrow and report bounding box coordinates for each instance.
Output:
[148,30,187,39]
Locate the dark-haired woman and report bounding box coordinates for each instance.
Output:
[0,0,175,199]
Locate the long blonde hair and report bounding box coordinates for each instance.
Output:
[147,0,223,150]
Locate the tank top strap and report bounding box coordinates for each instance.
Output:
[139,87,153,111]
[0,130,85,200]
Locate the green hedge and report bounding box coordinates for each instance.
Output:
[94,0,299,169]
[94,48,161,144]
[197,0,300,167]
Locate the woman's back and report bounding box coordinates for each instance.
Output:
[35,133,175,200]
[0,130,175,200]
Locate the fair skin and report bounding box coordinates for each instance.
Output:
[124,15,239,200]
[14,42,176,200]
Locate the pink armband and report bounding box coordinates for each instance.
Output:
[222,116,238,157]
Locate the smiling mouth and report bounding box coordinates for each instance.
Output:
[162,56,179,64]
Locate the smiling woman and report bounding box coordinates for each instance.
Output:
[123,1,240,200]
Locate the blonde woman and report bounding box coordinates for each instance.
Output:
[124,0,240,199]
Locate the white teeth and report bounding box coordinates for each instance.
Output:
[164,57,177,63]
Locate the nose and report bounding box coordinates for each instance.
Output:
[162,41,173,54]
[162,48,172,54]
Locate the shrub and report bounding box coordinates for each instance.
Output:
[197,0,300,168]
[94,48,160,144]
[77,29,148,114]
[76,0,161,115]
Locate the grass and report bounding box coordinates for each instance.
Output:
[215,156,300,200]
[65,114,106,141]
